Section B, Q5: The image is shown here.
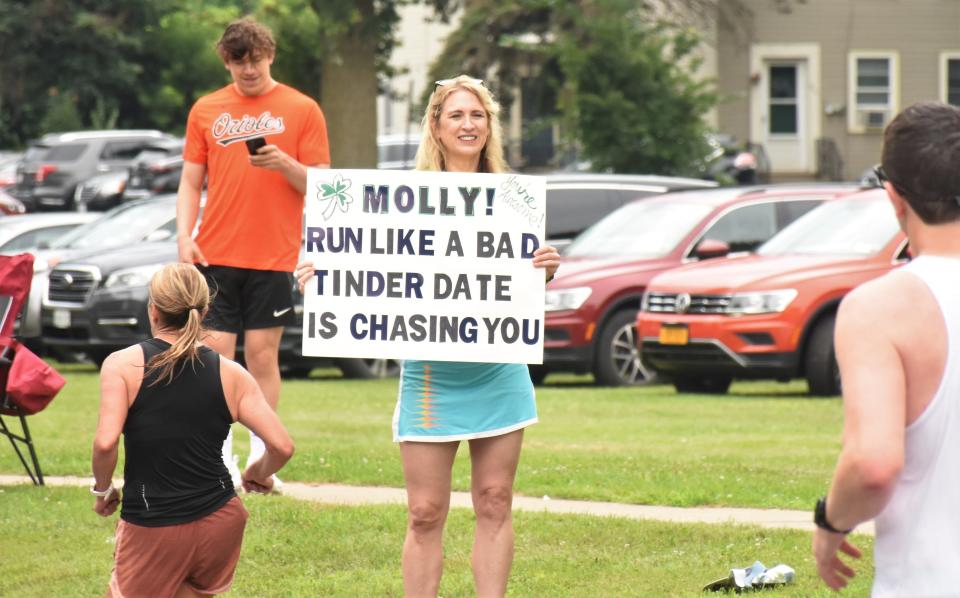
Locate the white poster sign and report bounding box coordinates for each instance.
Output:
[302,169,547,364]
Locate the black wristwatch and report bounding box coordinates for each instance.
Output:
[814,497,853,534]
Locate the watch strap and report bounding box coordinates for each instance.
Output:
[90,481,115,498]
[814,497,853,534]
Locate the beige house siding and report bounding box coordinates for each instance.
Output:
[716,0,960,180]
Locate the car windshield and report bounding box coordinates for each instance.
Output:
[564,200,715,258]
[758,198,899,256]
[50,200,174,250]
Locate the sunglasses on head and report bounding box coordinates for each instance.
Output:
[435,77,484,88]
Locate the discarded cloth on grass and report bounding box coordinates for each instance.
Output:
[703,561,795,592]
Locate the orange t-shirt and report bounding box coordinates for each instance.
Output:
[183,83,330,271]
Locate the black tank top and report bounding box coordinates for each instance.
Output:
[121,338,236,526]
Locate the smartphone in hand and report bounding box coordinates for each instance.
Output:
[245,137,267,155]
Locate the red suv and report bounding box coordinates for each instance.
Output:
[638,188,906,395]
[540,184,858,386]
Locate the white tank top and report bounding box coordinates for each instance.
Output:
[872,255,960,598]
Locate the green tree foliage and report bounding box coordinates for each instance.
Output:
[0,0,163,145]
[555,3,716,173]
[136,3,242,133]
[0,0,433,160]
[426,0,717,174]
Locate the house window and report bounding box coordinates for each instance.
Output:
[856,58,891,108]
[940,53,960,107]
[848,51,899,133]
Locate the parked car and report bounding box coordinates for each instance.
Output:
[39,234,398,379]
[0,211,101,351]
[22,196,179,353]
[378,133,419,170]
[9,130,176,211]
[123,138,185,201]
[543,173,717,252]
[0,189,26,215]
[0,152,23,188]
[74,169,129,211]
[638,188,904,395]
[0,212,99,255]
[538,183,860,386]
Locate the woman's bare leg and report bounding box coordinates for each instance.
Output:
[468,430,524,598]
[400,441,459,597]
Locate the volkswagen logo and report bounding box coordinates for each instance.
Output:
[63,273,74,285]
[675,292,691,314]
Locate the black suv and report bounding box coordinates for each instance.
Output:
[40,241,398,379]
[543,173,716,252]
[123,138,185,202]
[11,130,176,211]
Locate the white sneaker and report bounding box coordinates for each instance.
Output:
[268,474,284,495]
[226,454,242,490]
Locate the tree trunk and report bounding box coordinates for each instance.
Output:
[320,0,378,168]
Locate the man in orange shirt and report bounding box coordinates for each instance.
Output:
[176,17,329,490]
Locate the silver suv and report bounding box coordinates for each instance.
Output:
[11,130,176,211]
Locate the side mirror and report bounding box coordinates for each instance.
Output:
[694,239,730,260]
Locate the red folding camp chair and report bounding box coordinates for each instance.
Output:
[0,253,66,485]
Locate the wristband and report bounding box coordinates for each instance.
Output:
[814,497,853,534]
[90,481,115,498]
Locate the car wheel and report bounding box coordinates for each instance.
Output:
[528,364,549,385]
[673,375,732,394]
[593,310,656,386]
[281,366,314,379]
[336,358,401,379]
[88,349,110,369]
[805,314,840,396]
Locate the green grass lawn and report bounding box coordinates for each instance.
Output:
[3,364,841,509]
[1,486,874,597]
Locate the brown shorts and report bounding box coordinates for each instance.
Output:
[109,497,248,598]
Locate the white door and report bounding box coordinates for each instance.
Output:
[762,61,807,173]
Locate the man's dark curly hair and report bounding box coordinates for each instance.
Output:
[216,17,276,62]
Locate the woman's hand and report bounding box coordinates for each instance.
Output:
[92,487,121,517]
[532,245,560,284]
[294,260,316,294]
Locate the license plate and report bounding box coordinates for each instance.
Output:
[53,309,71,329]
[659,324,688,345]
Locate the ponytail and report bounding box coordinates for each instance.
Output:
[143,264,210,386]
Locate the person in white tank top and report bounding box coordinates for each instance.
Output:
[813,101,960,596]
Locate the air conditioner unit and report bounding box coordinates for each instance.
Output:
[858,109,889,130]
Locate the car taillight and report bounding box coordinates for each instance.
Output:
[35,164,57,182]
[149,164,172,173]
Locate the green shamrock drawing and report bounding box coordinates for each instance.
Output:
[316,173,353,220]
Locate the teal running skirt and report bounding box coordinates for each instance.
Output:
[393,360,538,442]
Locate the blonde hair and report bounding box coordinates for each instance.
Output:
[415,75,508,173]
[145,263,210,386]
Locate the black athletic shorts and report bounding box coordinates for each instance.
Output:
[199,265,296,333]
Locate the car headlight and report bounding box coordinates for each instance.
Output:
[724,290,797,316]
[104,263,166,289]
[544,287,592,312]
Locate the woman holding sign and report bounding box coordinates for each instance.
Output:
[296,76,559,597]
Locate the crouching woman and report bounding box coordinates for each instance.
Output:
[90,262,294,597]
